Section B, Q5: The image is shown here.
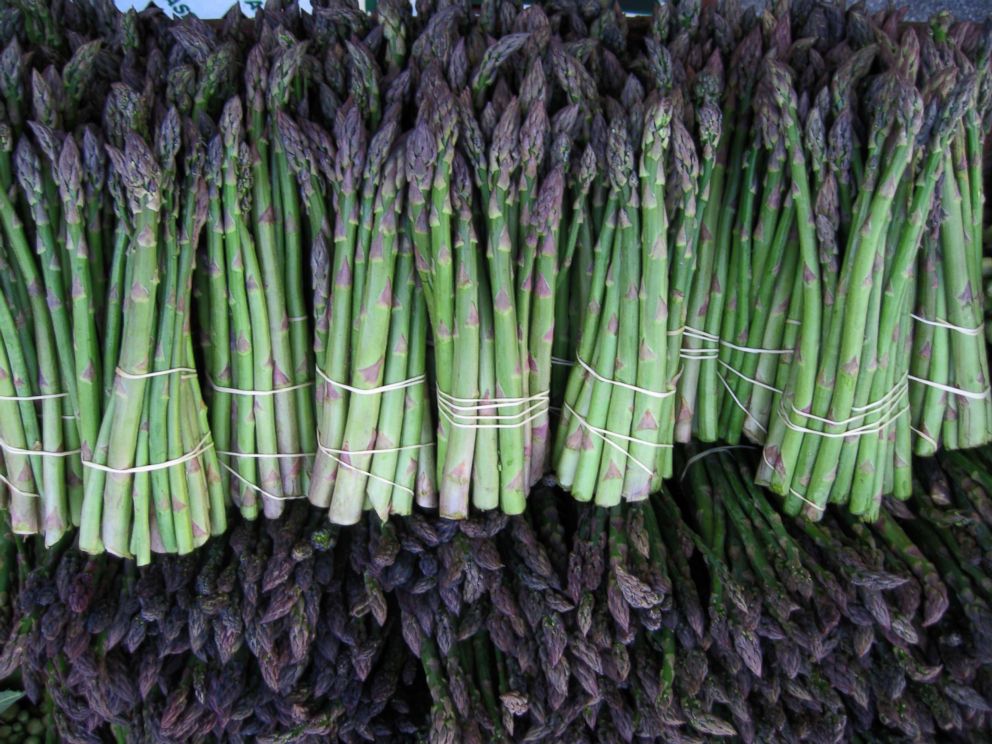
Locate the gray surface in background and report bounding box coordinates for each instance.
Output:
[739,0,991,21]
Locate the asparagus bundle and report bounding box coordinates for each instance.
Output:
[0,9,242,556]
[287,35,437,525]
[197,87,311,523]
[755,25,992,522]
[195,42,316,523]
[78,118,226,562]
[551,43,713,506]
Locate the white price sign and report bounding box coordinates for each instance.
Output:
[112,0,318,20]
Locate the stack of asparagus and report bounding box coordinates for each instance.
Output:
[10,441,992,741]
[0,503,428,742]
[1,0,992,538]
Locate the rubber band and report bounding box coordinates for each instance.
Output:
[683,327,791,355]
[316,439,432,457]
[760,450,825,512]
[851,380,908,412]
[323,451,414,496]
[209,378,314,396]
[0,391,67,402]
[575,357,677,400]
[911,314,983,337]
[680,444,758,482]
[788,487,827,512]
[717,339,792,355]
[682,326,719,344]
[82,433,213,475]
[115,366,197,380]
[0,436,81,458]
[437,390,549,427]
[679,349,720,359]
[437,391,550,430]
[777,395,908,439]
[910,426,938,450]
[316,366,426,396]
[0,471,39,499]
[907,375,991,400]
[437,390,550,410]
[718,374,767,433]
[550,356,574,367]
[719,360,783,394]
[561,402,666,476]
[219,462,308,501]
[788,380,908,428]
[217,450,315,459]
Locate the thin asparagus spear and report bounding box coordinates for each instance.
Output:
[485,100,526,514]
[622,99,672,502]
[437,154,480,518]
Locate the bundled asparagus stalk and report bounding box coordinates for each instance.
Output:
[292,35,437,525]
[78,116,225,562]
[755,25,992,522]
[195,43,316,522]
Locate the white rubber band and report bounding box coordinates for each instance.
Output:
[316,366,426,396]
[0,436,81,458]
[851,380,909,412]
[575,356,677,400]
[115,366,197,380]
[323,451,414,496]
[718,374,767,433]
[209,378,314,396]
[788,380,907,428]
[907,375,991,400]
[316,439,431,457]
[777,396,908,439]
[682,326,791,358]
[0,471,39,498]
[719,360,783,394]
[911,314,983,336]
[550,356,574,367]
[718,338,792,355]
[0,391,67,402]
[682,326,719,344]
[436,390,550,410]
[82,433,213,475]
[760,449,825,512]
[680,444,758,481]
[217,450,315,459]
[679,350,720,360]
[220,462,308,501]
[437,391,549,430]
[561,402,665,476]
[910,426,939,450]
